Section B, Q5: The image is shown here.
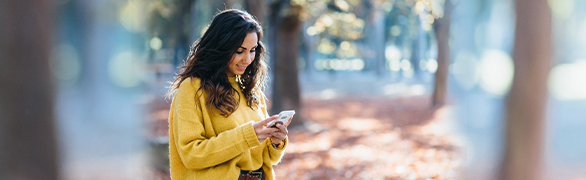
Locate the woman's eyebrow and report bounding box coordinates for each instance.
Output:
[239,45,258,50]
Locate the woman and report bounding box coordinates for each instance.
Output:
[166,9,290,180]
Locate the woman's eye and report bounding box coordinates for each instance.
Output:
[250,50,256,53]
[236,51,243,54]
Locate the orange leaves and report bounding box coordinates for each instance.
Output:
[274,97,463,179]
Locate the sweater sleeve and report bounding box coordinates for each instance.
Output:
[267,137,288,165]
[172,78,261,170]
[259,92,288,164]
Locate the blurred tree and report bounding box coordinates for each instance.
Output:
[269,0,304,127]
[146,0,190,66]
[244,0,266,23]
[0,0,58,179]
[365,0,387,76]
[224,0,235,9]
[501,0,552,179]
[173,0,196,66]
[432,0,451,106]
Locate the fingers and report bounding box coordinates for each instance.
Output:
[271,132,287,140]
[284,117,293,127]
[262,115,279,125]
[271,124,288,140]
[270,136,283,144]
[254,115,278,128]
[270,132,287,144]
[257,133,271,140]
[276,124,288,134]
[258,127,278,134]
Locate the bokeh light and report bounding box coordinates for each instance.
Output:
[149,37,162,50]
[119,1,146,33]
[427,58,438,73]
[548,0,574,20]
[548,60,586,100]
[108,51,143,88]
[450,51,479,90]
[478,49,514,96]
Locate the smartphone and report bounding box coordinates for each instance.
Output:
[267,110,295,128]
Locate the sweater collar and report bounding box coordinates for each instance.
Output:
[228,76,238,85]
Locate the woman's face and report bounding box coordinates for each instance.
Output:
[226,32,258,77]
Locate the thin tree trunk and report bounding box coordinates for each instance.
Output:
[244,0,266,24]
[270,0,303,127]
[173,0,195,66]
[0,0,58,179]
[501,0,552,179]
[365,0,386,76]
[224,0,234,9]
[432,0,452,106]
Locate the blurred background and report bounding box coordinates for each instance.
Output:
[1,0,585,179]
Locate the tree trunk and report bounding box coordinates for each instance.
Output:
[223,0,234,9]
[244,0,266,24]
[364,0,386,76]
[501,0,552,179]
[0,0,58,179]
[173,0,195,66]
[432,0,452,106]
[269,0,303,127]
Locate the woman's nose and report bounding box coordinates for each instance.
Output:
[244,53,252,63]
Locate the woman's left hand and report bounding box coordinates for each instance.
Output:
[269,123,288,144]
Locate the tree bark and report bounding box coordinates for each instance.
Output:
[432,0,452,106]
[223,0,234,9]
[244,0,266,24]
[501,0,552,179]
[0,0,59,179]
[363,0,386,76]
[269,0,303,127]
[173,0,195,66]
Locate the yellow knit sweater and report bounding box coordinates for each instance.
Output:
[168,76,287,180]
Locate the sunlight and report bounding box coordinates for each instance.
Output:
[321,14,334,27]
[385,45,402,61]
[335,0,350,12]
[108,51,143,88]
[149,37,162,50]
[119,1,146,33]
[419,59,427,71]
[450,51,479,90]
[391,25,402,36]
[350,58,365,70]
[548,0,574,20]
[306,26,317,36]
[548,60,586,100]
[337,118,381,131]
[389,59,401,72]
[478,49,514,96]
[320,89,337,100]
[384,83,408,95]
[286,130,335,153]
[317,38,336,54]
[427,58,438,73]
[401,59,412,71]
[329,145,378,162]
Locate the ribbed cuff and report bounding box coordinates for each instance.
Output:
[242,121,261,148]
[270,138,287,150]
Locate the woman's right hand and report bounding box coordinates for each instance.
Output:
[252,115,279,143]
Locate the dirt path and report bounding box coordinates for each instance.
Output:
[274,97,463,180]
[146,96,464,180]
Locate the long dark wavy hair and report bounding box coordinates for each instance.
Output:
[167,9,268,117]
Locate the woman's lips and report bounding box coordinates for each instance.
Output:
[236,64,247,71]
